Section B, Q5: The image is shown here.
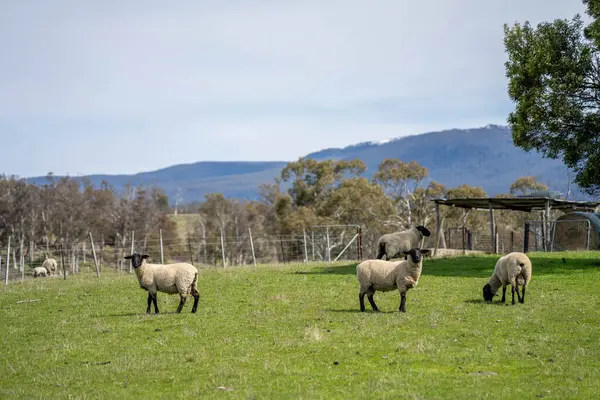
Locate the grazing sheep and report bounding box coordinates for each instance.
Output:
[124,253,200,314]
[376,226,431,260]
[483,252,532,305]
[357,247,430,312]
[33,266,48,277]
[41,258,57,276]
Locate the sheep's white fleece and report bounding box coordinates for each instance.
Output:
[377,227,426,260]
[487,252,532,294]
[135,260,198,297]
[33,266,48,277]
[41,259,57,275]
[357,258,422,293]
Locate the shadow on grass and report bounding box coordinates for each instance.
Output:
[463,299,518,306]
[324,308,399,314]
[105,311,180,317]
[294,255,600,278]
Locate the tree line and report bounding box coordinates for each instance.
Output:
[1,158,554,266]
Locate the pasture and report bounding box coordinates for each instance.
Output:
[1,252,599,399]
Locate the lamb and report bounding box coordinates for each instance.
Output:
[41,258,57,276]
[33,266,48,277]
[356,247,430,312]
[376,225,431,260]
[482,252,532,305]
[124,253,200,314]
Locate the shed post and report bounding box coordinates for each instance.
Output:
[489,204,496,253]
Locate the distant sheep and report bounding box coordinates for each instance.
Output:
[376,226,431,260]
[483,252,532,304]
[33,266,48,277]
[41,258,57,276]
[124,253,200,314]
[356,247,430,312]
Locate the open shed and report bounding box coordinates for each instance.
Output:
[431,197,600,253]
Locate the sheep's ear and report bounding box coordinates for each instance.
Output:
[141,254,149,259]
[421,249,430,254]
[402,250,410,255]
[124,255,132,259]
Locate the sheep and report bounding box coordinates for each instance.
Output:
[33,266,48,277]
[41,258,57,276]
[483,252,532,305]
[356,247,430,312]
[124,253,200,314]
[376,226,431,260]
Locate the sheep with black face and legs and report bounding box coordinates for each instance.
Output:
[124,253,200,314]
[483,252,532,305]
[357,247,429,312]
[376,226,431,260]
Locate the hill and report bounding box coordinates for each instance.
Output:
[25,125,584,203]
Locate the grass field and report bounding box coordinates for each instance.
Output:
[1,251,599,399]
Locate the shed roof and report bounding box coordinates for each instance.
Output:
[432,197,600,212]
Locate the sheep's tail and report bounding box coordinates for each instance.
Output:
[191,272,198,293]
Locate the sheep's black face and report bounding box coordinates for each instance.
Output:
[402,248,430,263]
[124,253,149,268]
[416,226,431,237]
[482,283,494,301]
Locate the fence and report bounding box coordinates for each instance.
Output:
[2,220,596,284]
[523,219,593,252]
[0,225,363,283]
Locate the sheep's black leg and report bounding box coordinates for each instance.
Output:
[191,288,200,313]
[399,292,407,312]
[520,287,526,303]
[501,285,507,303]
[515,285,522,303]
[359,293,366,312]
[367,294,379,312]
[146,293,152,314]
[176,296,186,313]
[511,285,516,305]
[152,294,159,313]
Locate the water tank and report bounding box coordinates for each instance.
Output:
[553,212,600,250]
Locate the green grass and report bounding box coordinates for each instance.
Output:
[1,252,600,399]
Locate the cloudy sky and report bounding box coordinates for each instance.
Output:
[0,0,586,177]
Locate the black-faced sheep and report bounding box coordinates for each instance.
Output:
[357,247,429,312]
[124,253,200,314]
[376,226,431,260]
[483,252,532,305]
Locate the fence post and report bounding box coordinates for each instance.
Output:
[249,228,257,267]
[302,228,308,263]
[220,228,226,267]
[29,240,34,265]
[89,233,100,277]
[5,236,10,285]
[159,229,164,264]
[61,244,67,280]
[20,240,24,280]
[311,231,315,261]
[523,222,530,253]
[357,226,363,260]
[325,226,331,262]
[129,231,135,273]
[187,235,194,264]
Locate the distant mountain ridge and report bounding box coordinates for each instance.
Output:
[24,125,587,203]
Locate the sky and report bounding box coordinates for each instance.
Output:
[0,0,588,177]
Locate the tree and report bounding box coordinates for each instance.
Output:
[509,176,549,196]
[373,159,428,228]
[503,2,600,194]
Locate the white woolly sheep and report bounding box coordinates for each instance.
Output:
[376,226,431,260]
[41,258,57,276]
[33,266,48,277]
[483,252,532,305]
[357,247,430,312]
[124,253,200,314]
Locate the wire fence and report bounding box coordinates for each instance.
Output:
[1,220,596,284]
